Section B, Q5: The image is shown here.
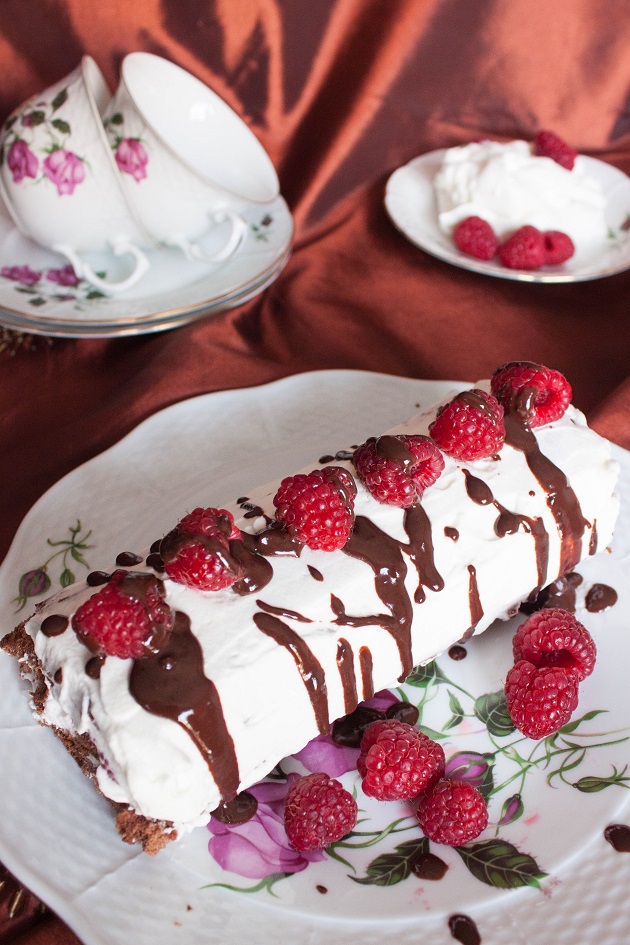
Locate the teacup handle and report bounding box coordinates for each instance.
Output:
[52,236,151,295]
[169,208,248,264]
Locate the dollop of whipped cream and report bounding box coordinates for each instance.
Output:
[434,139,608,246]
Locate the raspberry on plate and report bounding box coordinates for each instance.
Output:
[534,130,578,171]
[284,772,358,851]
[498,225,546,270]
[452,215,498,261]
[72,570,174,659]
[512,607,596,682]
[543,230,575,265]
[429,389,505,461]
[417,778,488,846]
[504,659,580,740]
[357,718,445,801]
[490,361,572,427]
[161,506,242,591]
[353,434,445,507]
[273,467,356,551]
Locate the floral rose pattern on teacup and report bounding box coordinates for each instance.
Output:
[6,139,38,183]
[104,113,149,182]
[0,87,87,197]
[42,148,86,195]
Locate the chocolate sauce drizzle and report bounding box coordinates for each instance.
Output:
[504,390,588,575]
[252,612,329,734]
[462,469,549,588]
[130,611,240,803]
[359,646,374,699]
[40,614,68,637]
[336,637,358,714]
[341,516,414,679]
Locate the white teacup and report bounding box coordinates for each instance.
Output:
[102,52,280,263]
[0,57,152,294]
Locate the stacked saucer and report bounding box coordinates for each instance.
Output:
[0,54,292,337]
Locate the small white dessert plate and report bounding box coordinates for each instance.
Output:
[0,370,629,945]
[0,193,293,337]
[385,148,630,282]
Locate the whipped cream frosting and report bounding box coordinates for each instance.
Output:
[23,384,619,837]
[434,140,608,246]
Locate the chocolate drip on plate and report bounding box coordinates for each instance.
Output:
[130,612,240,804]
[448,913,481,945]
[504,390,587,575]
[585,583,618,612]
[253,612,329,734]
[604,824,630,852]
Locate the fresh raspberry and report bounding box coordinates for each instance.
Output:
[512,608,596,682]
[72,570,173,659]
[504,660,580,739]
[490,361,572,427]
[273,467,356,551]
[543,230,575,265]
[534,130,578,171]
[429,389,505,461]
[284,772,358,851]
[358,719,445,801]
[452,216,499,261]
[498,225,546,270]
[353,434,445,507]
[417,778,488,846]
[161,507,242,591]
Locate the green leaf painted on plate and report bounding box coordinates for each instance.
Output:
[351,837,430,886]
[405,660,450,688]
[474,690,515,737]
[60,567,75,588]
[455,838,546,889]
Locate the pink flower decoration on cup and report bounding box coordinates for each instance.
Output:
[42,149,86,196]
[114,138,148,182]
[207,775,325,879]
[7,139,38,184]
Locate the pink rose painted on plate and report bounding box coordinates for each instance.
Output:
[1,264,42,285]
[7,139,38,184]
[207,775,325,879]
[114,138,148,182]
[47,264,81,287]
[42,149,86,196]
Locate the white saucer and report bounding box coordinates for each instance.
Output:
[385,148,630,283]
[0,194,294,337]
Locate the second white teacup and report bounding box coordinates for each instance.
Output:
[0,57,152,294]
[102,52,280,264]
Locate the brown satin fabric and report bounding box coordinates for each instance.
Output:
[1,2,630,942]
